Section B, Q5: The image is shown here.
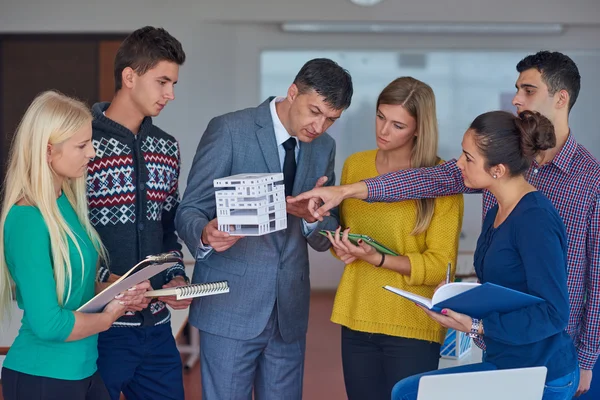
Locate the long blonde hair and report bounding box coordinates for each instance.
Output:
[0,91,106,321]
[377,77,439,235]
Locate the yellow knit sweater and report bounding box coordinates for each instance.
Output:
[331,150,464,344]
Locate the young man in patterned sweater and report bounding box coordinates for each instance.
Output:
[86,26,190,400]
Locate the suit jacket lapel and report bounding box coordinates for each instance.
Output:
[254,98,280,174]
[293,140,312,195]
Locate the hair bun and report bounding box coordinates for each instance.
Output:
[515,110,556,158]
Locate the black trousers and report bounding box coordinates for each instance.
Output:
[1,367,110,400]
[341,326,441,400]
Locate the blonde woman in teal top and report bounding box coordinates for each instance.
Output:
[0,91,150,400]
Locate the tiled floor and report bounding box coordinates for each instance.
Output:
[0,291,480,399]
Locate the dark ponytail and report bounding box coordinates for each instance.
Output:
[469,110,555,176]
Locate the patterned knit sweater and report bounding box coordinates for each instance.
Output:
[87,102,187,327]
[331,150,464,344]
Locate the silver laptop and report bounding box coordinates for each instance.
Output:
[417,366,547,400]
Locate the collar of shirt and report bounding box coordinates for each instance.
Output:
[534,132,577,174]
[270,97,298,150]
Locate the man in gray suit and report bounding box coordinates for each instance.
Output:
[175,58,353,399]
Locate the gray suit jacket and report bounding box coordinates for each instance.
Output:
[175,98,339,343]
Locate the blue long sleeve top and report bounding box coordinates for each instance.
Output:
[475,191,577,382]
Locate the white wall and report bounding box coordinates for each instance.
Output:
[176,23,600,194]
[2,0,599,288]
[2,0,600,25]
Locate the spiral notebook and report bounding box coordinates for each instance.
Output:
[144,281,230,300]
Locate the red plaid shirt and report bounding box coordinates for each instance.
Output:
[364,134,600,370]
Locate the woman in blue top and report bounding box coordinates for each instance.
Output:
[391,110,579,400]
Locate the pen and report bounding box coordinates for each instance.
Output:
[446,262,451,284]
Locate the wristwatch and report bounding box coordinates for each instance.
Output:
[467,318,482,339]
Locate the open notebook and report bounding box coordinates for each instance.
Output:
[78,253,181,313]
[384,282,544,319]
[145,281,230,300]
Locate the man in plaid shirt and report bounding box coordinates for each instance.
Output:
[290,51,600,397]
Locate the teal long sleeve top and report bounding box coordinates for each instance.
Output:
[3,193,99,380]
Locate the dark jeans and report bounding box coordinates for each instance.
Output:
[97,323,184,400]
[1,368,109,400]
[341,326,441,400]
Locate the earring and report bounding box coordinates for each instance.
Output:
[493,175,497,179]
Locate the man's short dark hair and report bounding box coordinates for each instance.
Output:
[293,58,353,110]
[516,51,581,112]
[114,26,186,91]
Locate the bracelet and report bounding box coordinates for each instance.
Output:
[376,253,385,267]
[467,318,482,339]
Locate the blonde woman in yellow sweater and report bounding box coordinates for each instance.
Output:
[325,77,464,400]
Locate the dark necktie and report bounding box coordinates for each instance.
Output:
[282,137,296,197]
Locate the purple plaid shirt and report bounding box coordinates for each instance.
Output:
[364,134,600,370]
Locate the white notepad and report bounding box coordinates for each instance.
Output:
[144,281,230,300]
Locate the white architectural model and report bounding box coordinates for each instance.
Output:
[214,173,287,236]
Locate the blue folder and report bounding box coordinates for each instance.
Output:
[384,282,544,319]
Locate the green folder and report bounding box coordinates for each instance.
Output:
[319,230,399,256]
